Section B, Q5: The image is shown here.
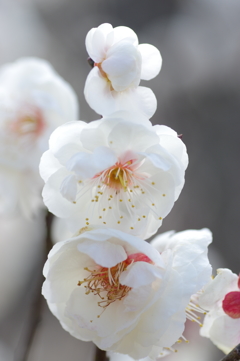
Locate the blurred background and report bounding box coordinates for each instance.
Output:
[0,0,239,360]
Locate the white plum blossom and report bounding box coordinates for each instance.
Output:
[42,227,212,360]
[84,23,162,118]
[198,268,240,354]
[40,113,188,239]
[0,57,79,215]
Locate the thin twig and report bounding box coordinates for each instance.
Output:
[94,346,109,361]
[220,344,240,361]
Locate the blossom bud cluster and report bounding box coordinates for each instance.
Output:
[40,23,213,360]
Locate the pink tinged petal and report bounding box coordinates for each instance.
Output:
[77,240,127,268]
[138,44,162,80]
[102,41,142,91]
[127,253,152,264]
[60,174,77,202]
[238,275,240,289]
[120,262,163,288]
[39,150,62,182]
[222,292,240,319]
[113,26,139,46]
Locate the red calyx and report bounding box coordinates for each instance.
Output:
[222,291,240,319]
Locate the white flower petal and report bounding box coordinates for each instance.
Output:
[113,26,138,46]
[39,150,62,182]
[133,86,157,118]
[103,41,141,91]
[42,168,77,218]
[49,121,86,157]
[84,67,116,116]
[78,240,127,268]
[60,174,77,202]
[66,146,118,179]
[138,44,162,80]
[85,24,113,63]
[208,315,240,354]
[120,262,163,288]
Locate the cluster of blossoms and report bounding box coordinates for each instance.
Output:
[0,21,237,361]
[37,23,238,360]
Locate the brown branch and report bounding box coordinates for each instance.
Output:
[94,346,109,361]
[220,344,240,361]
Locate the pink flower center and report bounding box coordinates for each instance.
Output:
[78,253,152,312]
[9,105,45,137]
[95,159,143,192]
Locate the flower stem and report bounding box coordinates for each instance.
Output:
[220,344,240,361]
[94,346,109,361]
